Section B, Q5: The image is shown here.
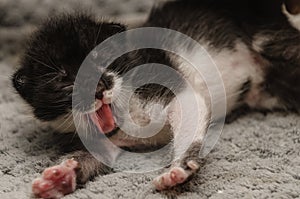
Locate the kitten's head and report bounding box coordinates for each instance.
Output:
[12,14,125,133]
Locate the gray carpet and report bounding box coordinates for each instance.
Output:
[0,1,299,199]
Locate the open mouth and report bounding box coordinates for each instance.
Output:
[89,100,116,134]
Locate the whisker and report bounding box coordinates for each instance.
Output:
[37,76,59,88]
[86,114,94,136]
[94,22,103,47]
[36,72,58,79]
[25,53,59,72]
[47,56,63,71]
[0,74,10,78]
[56,113,73,132]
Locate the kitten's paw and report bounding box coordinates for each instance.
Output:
[153,160,200,191]
[32,159,78,199]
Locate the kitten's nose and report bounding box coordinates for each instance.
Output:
[102,90,113,104]
[95,75,113,100]
[95,81,106,100]
[95,90,104,100]
[95,88,113,104]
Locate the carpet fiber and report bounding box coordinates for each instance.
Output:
[0,1,299,198]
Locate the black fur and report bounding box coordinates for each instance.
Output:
[145,0,300,111]
[12,13,125,121]
[13,1,300,121]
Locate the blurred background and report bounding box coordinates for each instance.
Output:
[0,0,155,61]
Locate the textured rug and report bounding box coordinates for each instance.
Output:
[0,1,299,199]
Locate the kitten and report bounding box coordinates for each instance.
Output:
[12,0,300,198]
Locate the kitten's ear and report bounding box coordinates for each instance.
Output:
[284,0,300,15]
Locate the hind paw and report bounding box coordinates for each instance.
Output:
[153,160,200,191]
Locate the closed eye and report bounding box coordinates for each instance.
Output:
[13,72,26,91]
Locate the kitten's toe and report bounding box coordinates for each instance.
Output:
[153,172,176,190]
[186,160,200,171]
[32,159,78,199]
[170,167,189,184]
[153,160,200,191]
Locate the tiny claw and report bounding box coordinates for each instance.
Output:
[187,160,200,171]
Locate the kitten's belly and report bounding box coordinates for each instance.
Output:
[175,40,279,115]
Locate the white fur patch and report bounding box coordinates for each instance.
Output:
[172,41,265,114]
[168,89,208,158]
[49,113,76,133]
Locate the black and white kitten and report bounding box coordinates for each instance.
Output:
[12,0,300,198]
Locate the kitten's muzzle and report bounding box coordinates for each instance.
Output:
[90,91,115,134]
[95,85,113,105]
[95,77,113,101]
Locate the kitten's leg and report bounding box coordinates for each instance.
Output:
[31,128,148,199]
[153,94,210,190]
[31,143,123,199]
[32,150,115,199]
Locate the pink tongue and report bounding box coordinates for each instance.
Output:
[97,104,115,133]
[90,104,115,134]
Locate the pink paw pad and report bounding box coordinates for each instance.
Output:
[153,167,189,191]
[170,167,189,184]
[32,159,78,199]
[153,161,200,191]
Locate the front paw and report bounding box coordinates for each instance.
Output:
[32,159,78,199]
[153,160,200,191]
